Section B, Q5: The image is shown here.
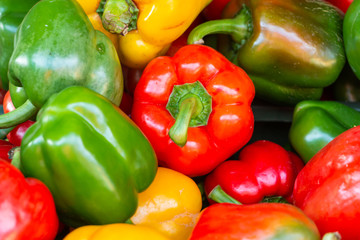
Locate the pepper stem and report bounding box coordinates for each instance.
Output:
[322,232,341,240]
[166,81,212,147]
[208,185,242,204]
[0,100,37,128]
[102,0,139,35]
[169,97,198,147]
[188,5,253,45]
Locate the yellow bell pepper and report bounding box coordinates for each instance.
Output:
[102,0,211,69]
[75,0,119,53]
[64,224,170,240]
[130,167,203,240]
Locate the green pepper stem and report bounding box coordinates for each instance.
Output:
[102,0,139,35]
[169,97,198,147]
[188,6,253,45]
[0,99,37,128]
[10,147,21,170]
[208,185,242,204]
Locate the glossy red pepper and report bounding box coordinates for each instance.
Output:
[294,125,360,239]
[0,159,59,239]
[131,44,255,177]
[205,140,303,204]
[189,203,322,239]
[7,120,35,146]
[3,90,15,114]
[202,0,231,20]
[0,139,15,163]
[325,0,352,13]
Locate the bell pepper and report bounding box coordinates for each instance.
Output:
[293,125,360,239]
[131,44,255,177]
[202,0,231,20]
[131,167,202,240]
[205,140,303,204]
[188,0,345,106]
[326,0,353,13]
[0,0,39,90]
[344,0,360,80]
[0,159,59,239]
[332,63,360,102]
[101,0,211,69]
[189,203,323,239]
[289,100,360,163]
[75,0,119,54]
[7,120,35,146]
[64,224,170,240]
[15,86,158,227]
[0,0,123,129]
[0,139,14,163]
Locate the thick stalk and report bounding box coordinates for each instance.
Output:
[208,185,242,204]
[188,6,253,45]
[0,99,37,128]
[169,97,198,147]
[102,0,139,35]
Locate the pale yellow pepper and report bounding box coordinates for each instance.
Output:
[103,0,211,69]
[131,167,203,240]
[64,224,170,240]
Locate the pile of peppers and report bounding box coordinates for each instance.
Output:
[0,0,360,239]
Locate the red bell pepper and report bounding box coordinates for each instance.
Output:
[205,140,304,204]
[293,125,360,239]
[189,203,322,239]
[325,0,353,13]
[7,120,35,146]
[0,159,59,239]
[131,44,255,176]
[202,0,231,20]
[0,139,15,163]
[2,90,15,114]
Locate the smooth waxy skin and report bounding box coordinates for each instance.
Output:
[289,100,360,163]
[19,86,157,227]
[8,0,123,108]
[190,0,345,105]
[0,0,39,90]
[344,0,360,80]
[189,203,321,240]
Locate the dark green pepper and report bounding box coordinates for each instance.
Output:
[289,100,360,163]
[0,0,123,128]
[14,86,157,227]
[0,0,39,90]
[344,0,360,80]
[332,63,360,102]
[188,0,345,105]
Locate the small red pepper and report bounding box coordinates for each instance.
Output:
[0,159,59,239]
[2,90,15,114]
[6,120,35,146]
[131,44,255,176]
[205,140,303,204]
[189,203,321,239]
[325,0,352,13]
[294,125,360,239]
[0,139,15,163]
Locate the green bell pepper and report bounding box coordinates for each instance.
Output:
[188,0,345,105]
[0,0,123,128]
[289,100,360,163]
[0,0,39,90]
[332,63,360,102]
[14,86,157,227]
[344,0,360,80]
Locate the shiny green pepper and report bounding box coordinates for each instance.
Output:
[289,100,360,163]
[14,86,157,227]
[344,0,360,80]
[0,0,39,90]
[0,0,123,128]
[188,0,345,105]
